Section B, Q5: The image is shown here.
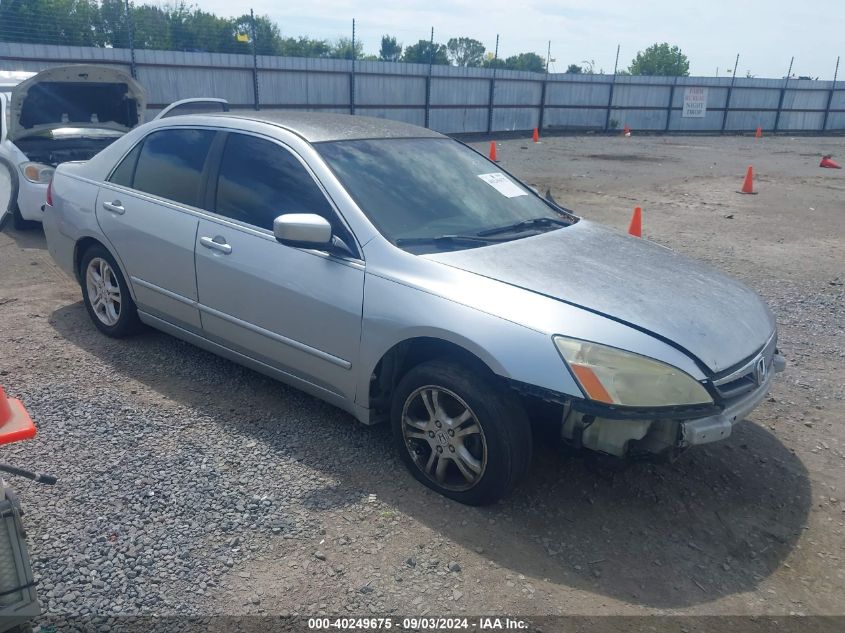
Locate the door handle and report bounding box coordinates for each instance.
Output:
[200,236,232,254]
[102,200,125,215]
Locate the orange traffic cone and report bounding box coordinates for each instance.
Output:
[622,125,631,137]
[532,127,540,143]
[820,155,842,169]
[739,165,756,194]
[0,385,37,445]
[755,126,762,139]
[628,206,642,237]
[489,141,498,161]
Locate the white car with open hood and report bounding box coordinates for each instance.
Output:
[0,65,227,229]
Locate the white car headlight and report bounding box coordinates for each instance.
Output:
[554,336,713,407]
[19,162,55,184]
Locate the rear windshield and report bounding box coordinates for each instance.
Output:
[316,137,565,245]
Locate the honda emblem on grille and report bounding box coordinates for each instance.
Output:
[755,356,767,385]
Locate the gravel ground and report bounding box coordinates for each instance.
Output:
[0,133,843,627]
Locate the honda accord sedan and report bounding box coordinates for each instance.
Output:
[42,111,785,505]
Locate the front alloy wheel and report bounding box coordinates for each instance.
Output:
[401,386,488,491]
[391,359,532,505]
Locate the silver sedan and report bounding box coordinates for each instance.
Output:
[42,112,785,505]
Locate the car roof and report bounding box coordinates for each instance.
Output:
[201,110,446,143]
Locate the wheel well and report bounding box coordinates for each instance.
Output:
[73,237,105,280]
[368,337,499,417]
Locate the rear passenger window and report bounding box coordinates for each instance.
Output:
[132,129,215,207]
[108,142,141,187]
[214,133,334,231]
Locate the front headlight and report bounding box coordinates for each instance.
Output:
[19,162,55,184]
[554,336,713,407]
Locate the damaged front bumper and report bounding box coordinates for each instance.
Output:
[561,353,787,458]
[681,352,785,446]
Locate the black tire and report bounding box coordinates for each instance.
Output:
[391,359,532,506]
[79,244,141,337]
[11,200,40,231]
[0,158,38,231]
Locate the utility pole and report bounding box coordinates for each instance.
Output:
[350,18,356,115]
[721,54,740,132]
[125,0,137,79]
[424,27,434,128]
[822,56,840,132]
[774,56,794,132]
[604,44,620,132]
[486,34,499,134]
[250,9,259,110]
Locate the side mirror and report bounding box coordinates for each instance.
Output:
[273,213,332,247]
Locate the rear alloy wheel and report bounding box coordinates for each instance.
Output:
[80,245,141,337]
[391,359,532,505]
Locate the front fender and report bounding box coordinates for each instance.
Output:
[356,272,585,409]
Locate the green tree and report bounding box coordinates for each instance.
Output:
[329,37,363,60]
[481,53,505,69]
[446,37,485,67]
[278,36,331,58]
[503,52,545,72]
[565,63,583,74]
[379,35,402,62]
[401,40,449,64]
[231,14,282,55]
[628,43,689,76]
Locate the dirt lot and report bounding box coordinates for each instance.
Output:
[0,134,843,627]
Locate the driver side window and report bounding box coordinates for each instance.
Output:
[213,133,336,233]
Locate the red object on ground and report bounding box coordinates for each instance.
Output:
[820,155,842,169]
[488,141,498,161]
[755,126,762,138]
[739,165,756,194]
[532,127,539,143]
[0,386,37,445]
[623,125,631,136]
[628,206,642,237]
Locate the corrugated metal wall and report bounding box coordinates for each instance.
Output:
[1,42,842,134]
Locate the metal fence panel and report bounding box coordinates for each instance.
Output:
[138,66,254,106]
[430,108,489,133]
[494,80,542,106]
[355,74,425,106]
[493,107,540,131]
[0,42,841,134]
[431,77,489,106]
[545,81,610,107]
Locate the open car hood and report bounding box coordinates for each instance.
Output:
[9,65,146,141]
[425,220,776,374]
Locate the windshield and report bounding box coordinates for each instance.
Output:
[316,137,572,250]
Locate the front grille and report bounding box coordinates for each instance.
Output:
[711,333,777,401]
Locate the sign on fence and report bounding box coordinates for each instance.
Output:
[682,87,708,118]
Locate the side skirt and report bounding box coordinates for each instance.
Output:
[137,311,373,424]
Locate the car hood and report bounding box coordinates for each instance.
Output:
[424,219,776,374]
[9,65,146,141]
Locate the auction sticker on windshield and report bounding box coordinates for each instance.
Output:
[477,172,527,198]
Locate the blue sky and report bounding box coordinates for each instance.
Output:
[200,0,844,78]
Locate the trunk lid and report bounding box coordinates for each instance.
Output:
[9,65,146,141]
[425,220,776,373]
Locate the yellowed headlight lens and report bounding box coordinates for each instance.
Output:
[21,162,54,184]
[554,336,713,407]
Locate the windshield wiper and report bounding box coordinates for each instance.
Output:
[476,216,569,237]
[395,234,500,247]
